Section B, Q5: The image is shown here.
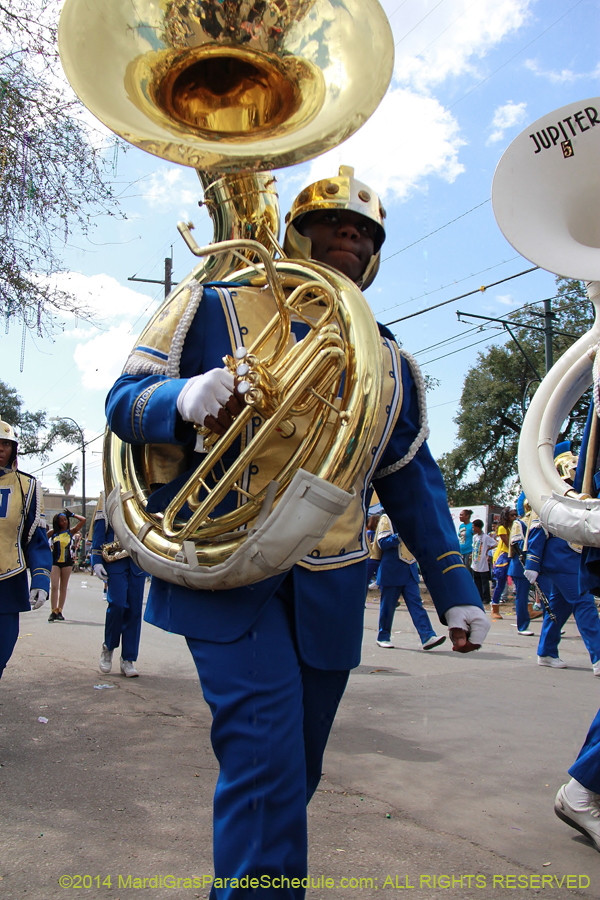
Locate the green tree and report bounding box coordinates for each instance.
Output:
[0,0,124,336]
[0,379,80,458]
[56,461,78,495]
[437,278,593,506]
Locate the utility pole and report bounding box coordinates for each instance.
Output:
[128,253,173,298]
[456,308,579,411]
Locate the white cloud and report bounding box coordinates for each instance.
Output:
[383,0,533,90]
[487,100,527,144]
[306,88,464,201]
[524,58,600,84]
[49,271,154,323]
[73,324,140,390]
[140,168,200,215]
[496,294,515,305]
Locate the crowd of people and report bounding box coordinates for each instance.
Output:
[1,164,599,897]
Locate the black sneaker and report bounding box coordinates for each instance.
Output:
[48,611,58,622]
[56,612,65,621]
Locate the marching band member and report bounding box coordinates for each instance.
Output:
[375,511,445,650]
[0,420,51,679]
[508,493,542,636]
[105,168,489,898]
[523,443,600,673]
[91,492,146,677]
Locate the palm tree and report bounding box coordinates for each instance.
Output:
[57,462,79,496]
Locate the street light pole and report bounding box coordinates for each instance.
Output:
[50,416,86,538]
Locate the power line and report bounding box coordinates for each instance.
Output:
[31,432,104,475]
[384,266,539,326]
[420,331,509,366]
[413,322,495,356]
[381,199,491,263]
[373,255,522,317]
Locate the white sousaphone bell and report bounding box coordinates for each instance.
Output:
[492,96,600,545]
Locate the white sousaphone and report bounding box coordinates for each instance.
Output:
[492,96,600,545]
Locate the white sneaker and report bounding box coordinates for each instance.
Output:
[554,784,600,851]
[593,662,600,677]
[376,640,394,649]
[368,582,378,591]
[422,634,446,650]
[517,630,535,636]
[99,643,113,674]
[120,658,139,677]
[537,655,567,668]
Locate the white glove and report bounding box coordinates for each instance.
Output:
[29,589,48,609]
[93,563,108,582]
[176,368,235,425]
[446,605,491,647]
[524,568,538,584]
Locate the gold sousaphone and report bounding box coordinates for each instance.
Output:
[492,97,600,545]
[58,0,395,587]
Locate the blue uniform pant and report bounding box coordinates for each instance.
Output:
[0,613,19,679]
[186,579,349,899]
[378,581,435,644]
[105,568,145,661]
[537,570,600,664]
[492,565,508,604]
[366,558,380,585]
[514,575,531,632]
[569,707,600,794]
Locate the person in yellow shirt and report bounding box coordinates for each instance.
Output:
[491,507,517,620]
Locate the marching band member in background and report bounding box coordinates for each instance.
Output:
[554,428,600,852]
[508,493,542,636]
[91,492,146,678]
[0,420,51,679]
[524,443,600,673]
[375,511,445,650]
[47,508,86,622]
[105,167,490,898]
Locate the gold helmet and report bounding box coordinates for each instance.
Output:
[283,165,386,290]
[555,449,578,485]
[0,419,18,469]
[0,419,17,444]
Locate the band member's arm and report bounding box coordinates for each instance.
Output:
[524,524,545,574]
[90,513,107,570]
[23,481,51,596]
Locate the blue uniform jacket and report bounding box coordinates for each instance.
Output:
[0,468,52,614]
[105,286,482,669]
[378,532,419,587]
[507,517,526,578]
[525,524,579,576]
[90,517,146,579]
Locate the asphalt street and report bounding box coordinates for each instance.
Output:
[1,575,598,899]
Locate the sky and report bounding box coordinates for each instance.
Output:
[2,0,599,500]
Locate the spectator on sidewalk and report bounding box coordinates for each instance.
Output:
[491,507,516,620]
[470,519,497,606]
[457,509,474,568]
